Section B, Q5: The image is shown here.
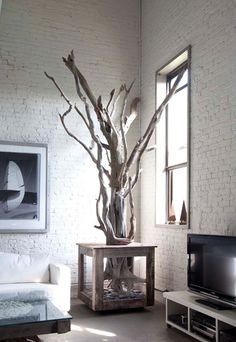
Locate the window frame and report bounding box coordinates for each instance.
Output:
[166,62,188,224]
[155,46,191,229]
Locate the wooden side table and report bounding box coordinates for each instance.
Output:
[77,243,157,311]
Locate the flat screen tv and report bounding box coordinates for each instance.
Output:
[187,234,236,309]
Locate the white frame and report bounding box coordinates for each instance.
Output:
[0,141,47,233]
[155,46,191,228]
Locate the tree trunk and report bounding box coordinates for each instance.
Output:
[104,190,137,293]
[109,190,126,239]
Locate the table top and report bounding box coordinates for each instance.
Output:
[77,242,157,249]
[0,299,71,327]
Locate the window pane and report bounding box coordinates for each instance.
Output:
[168,167,187,225]
[155,112,166,224]
[167,87,187,166]
[170,69,188,89]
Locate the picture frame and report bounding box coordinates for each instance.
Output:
[0,141,47,233]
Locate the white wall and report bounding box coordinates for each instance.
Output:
[1,0,235,296]
[141,0,236,292]
[0,0,140,283]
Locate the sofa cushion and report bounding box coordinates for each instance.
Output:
[0,252,50,284]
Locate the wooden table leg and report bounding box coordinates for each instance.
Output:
[92,249,104,311]
[78,248,84,298]
[146,247,155,306]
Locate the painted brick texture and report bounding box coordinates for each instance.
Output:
[141,0,236,292]
[0,0,140,284]
[1,0,235,297]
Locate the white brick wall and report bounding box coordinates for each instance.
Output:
[1,0,235,298]
[141,0,236,292]
[0,0,140,284]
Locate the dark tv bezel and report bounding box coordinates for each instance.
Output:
[187,233,236,307]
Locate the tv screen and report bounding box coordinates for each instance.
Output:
[187,234,236,306]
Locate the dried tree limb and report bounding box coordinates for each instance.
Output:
[106,88,115,112]
[45,71,89,132]
[124,97,140,134]
[63,52,112,141]
[59,114,98,164]
[74,105,90,129]
[104,108,119,141]
[124,157,142,197]
[125,65,186,174]
[95,190,106,234]
[118,81,135,187]
[44,72,71,107]
[127,177,136,240]
[60,56,112,178]
[63,51,98,109]
[119,87,129,165]
[45,71,99,164]
[45,70,111,178]
[110,84,125,117]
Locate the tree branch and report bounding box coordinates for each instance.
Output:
[63,51,98,109]
[95,190,107,234]
[126,66,186,173]
[127,177,136,240]
[124,157,142,197]
[124,97,140,134]
[74,104,90,129]
[63,51,113,146]
[59,114,98,164]
[106,88,115,112]
[110,84,125,117]
[44,72,72,107]
[46,58,112,181]
[118,81,135,186]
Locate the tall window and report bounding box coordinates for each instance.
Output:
[155,47,190,227]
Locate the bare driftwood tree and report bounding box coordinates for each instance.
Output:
[45,52,185,292]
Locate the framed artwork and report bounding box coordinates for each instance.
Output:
[0,141,47,233]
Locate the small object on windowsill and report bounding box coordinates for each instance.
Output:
[168,220,176,224]
[168,203,176,224]
[179,200,187,225]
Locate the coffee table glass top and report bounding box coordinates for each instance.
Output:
[0,300,71,327]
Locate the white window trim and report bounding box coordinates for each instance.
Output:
[155,46,191,229]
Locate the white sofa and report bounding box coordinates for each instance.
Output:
[0,252,71,312]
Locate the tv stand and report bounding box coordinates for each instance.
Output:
[164,291,236,342]
[196,298,234,311]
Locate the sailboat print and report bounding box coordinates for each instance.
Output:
[2,161,25,212]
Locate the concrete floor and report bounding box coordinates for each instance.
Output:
[42,299,194,342]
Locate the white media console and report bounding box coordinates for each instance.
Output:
[163,291,236,342]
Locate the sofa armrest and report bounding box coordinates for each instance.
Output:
[49,263,71,312]
[49,263,71,286]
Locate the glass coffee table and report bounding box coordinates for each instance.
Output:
[0,299,72,341]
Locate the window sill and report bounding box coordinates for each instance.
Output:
[155,223,189,230]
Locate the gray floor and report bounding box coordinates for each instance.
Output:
[42,299,194,342]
